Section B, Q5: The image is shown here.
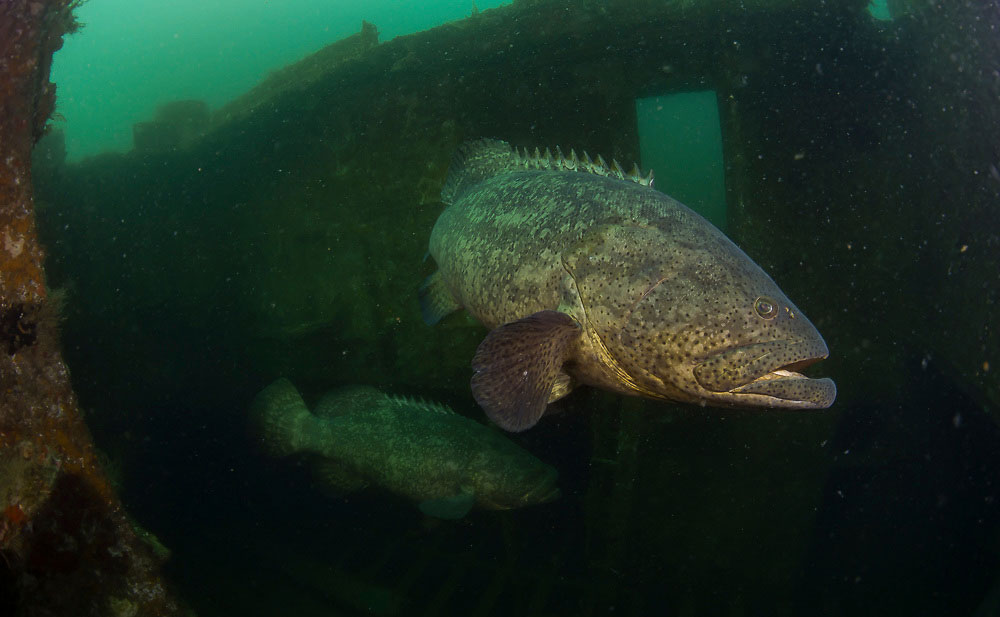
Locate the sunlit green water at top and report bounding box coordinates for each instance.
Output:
[52,0,509,161]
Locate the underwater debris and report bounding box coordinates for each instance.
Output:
[249,379,559,519]
[422,139,835,431]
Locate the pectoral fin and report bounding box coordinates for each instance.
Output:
[549,371,575,403]
[419,491,476,519]
[470,310,581,432]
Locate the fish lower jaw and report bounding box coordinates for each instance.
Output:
[726,369,837,408]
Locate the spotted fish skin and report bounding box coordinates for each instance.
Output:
[250,379,560,518]
[422,140,835,431]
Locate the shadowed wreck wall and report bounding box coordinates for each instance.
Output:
[21,0,1000,615]
[0,1,181,615]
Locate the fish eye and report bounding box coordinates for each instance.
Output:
[753,296,778,319]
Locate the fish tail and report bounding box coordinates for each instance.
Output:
[249,378,319,457]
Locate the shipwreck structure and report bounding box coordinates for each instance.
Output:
[0,0,181,615]
[3,0,999,614]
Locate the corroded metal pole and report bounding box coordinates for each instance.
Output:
[0,1,179,613]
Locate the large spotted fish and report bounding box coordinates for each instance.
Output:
[420,139,835,432]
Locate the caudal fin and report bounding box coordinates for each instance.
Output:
[249,378,318,457]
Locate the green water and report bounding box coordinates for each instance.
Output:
[52,0,509,161]
[867,0,891,21]
[636,91,727,230]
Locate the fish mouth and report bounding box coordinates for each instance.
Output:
[693,339,836,408]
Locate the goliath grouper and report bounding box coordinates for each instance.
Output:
[420,139,836,431]
[250,378,559,519]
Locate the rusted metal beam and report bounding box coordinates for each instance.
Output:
[0,1,179,613]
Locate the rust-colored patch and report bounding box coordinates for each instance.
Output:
[4,504,27,526]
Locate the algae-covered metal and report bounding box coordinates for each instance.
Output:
[421,139,835,431]
[249,378,559,519]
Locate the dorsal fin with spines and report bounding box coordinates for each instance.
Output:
[384,394,456,416]
[441,139,655,205]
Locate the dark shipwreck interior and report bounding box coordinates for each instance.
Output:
[2,0,999,615]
